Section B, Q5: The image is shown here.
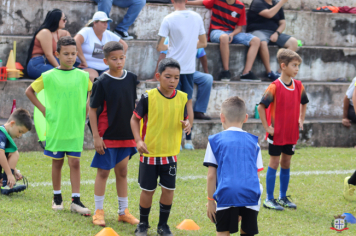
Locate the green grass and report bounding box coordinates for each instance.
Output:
[1,147,356,235]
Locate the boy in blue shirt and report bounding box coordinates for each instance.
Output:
[204,96,263,236]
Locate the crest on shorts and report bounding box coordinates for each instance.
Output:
[169,166,176,176]
[231,11,237,18]
[330,215,348,232]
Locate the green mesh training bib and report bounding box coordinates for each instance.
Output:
[42,68,89,152]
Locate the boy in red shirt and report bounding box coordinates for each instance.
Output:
[258,49,308,211]
[187,0,277,81]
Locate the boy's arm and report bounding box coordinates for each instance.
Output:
[186,0,204,5]
[299,104,307,130]
[130,114,149,154]
[228,26,243,43]
[157,37,168,52]
[0,151,15,188]
[25,85,46,117]
[258,0,288,19]
[257,104,274,136]
[89,107,107,155]
[207,166,217,223]
[86,91,92,118]
[342,95,351,127]
[197,34,207,49]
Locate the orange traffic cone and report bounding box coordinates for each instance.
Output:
[95,227,120,236]
[176,219,200,230]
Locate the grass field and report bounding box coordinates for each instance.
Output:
[1,147,356,235]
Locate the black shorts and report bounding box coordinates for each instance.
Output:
[216,207,259,234]
[268,135,295,156]
[138,162,177,191]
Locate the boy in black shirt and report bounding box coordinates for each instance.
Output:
[89,41,139,226]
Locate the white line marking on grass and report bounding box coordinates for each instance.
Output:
[30,170,355,187]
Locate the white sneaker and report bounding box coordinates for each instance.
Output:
[70,202,91,216]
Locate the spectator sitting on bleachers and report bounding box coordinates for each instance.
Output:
[246,0,298,78]
[92,0,146,40]
[74,11,128,82]
[342,77,356,127]
[26,9,71,79]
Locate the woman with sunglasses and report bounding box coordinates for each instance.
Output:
[26,9,70,79]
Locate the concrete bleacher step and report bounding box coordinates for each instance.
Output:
[2,118,355,152]
[1,1,356,47]
[0,80,348,120]
[1,36,356,81]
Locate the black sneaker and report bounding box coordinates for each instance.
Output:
[218,70,231,82]
[194,112,211,120]
[277,196,297,209]
[135,222,150,236]
[240,71,261,82]
[157,224,173,236]
[114,30,134,40]
[263,199,284,211]
[266,71,279,81]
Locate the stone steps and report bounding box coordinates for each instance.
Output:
[1,1,356,47]
[2,118,355,151]
[0,80,348,120]
[1,36,356,81]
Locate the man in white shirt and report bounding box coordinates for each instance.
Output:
[342,77,356,127]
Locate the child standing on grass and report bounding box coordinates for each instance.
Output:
[257,49,308,211]
[89,41,139,227]
[204,96,263,236]
[130,58,191,236]
[26,36,92,215]
[0,109,32,195]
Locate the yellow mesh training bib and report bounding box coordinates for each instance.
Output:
[143,88,187,157]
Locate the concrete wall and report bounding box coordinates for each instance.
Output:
[0,80,348,120]
[1,1,356,47]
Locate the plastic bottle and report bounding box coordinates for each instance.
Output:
[254,104,260,119]
[0,59,2,67]
[11,99,16,114]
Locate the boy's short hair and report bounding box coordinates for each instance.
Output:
[221,96,246,123]
[8,108,32,131]
[158,58,180,74]
[277,48,302,66]
[103,41,124,58]
[57,36,77,53]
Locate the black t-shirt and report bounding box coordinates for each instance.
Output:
[90,71,137,140]
[246,0,285,32]
[0,126,9,152]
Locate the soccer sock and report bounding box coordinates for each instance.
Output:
[72,193,80,198]
[139,205,151,225]
[53,190,61,195]
[186,127,193,140]
[94,195,105,213]
[158,202,172,227]
[72,194,81,205]
[279,168,290,199]
[348,171,356,185]
[118,197,128,215]
[2,169,15,187]
[266,166,277,200]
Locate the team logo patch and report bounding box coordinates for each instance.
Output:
[0,142,4,148]
[231,11,237,17]
[169,166,176,176]
[330,215,349,232]
[53,152,58,155]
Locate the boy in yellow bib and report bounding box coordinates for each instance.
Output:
[131,58,191,236]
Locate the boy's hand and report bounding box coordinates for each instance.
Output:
[180,120,191,135]
[137,140,149,155]
[342,118,351,128]
[228,33,234,43]
[7,174,16,188]
[207,200,216,223]
[266,126,274,136]
[299,118,304,130]
[270,32,278,42]
[40,107,46,118]
[94,136,106,155]
[78,61,88,69]
[14,170,23,181]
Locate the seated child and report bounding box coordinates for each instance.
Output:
[0,108,32,195]
[25,36,92,215]
[131,58,191,236]
[89,41,139,226]
[204,96,263,236]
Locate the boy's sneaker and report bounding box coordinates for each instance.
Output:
[343,176,356,201]
[184,140,194,150]
[70,198,91,216]
[277,196,297,209]
[134,222,150,236]
[52,195,64,211]
[114,30,134,40]
[157,224,174,236]
[240,71,261,82]
[218,70,231,82]
[118,208,139,224]
[263,199,284,211]
[92,209,106,227]
[266,71,279,81]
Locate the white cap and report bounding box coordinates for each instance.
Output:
[88,11,112,25]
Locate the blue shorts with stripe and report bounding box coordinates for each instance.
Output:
[44,150,81,160]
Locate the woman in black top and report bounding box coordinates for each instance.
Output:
[247,0,298,78]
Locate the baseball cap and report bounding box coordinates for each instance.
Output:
[88,11,113,25]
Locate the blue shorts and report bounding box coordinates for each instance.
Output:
[44,150,81,160]
[177,74,194,100]
[210,30,255,46]
[91,147,137,170]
